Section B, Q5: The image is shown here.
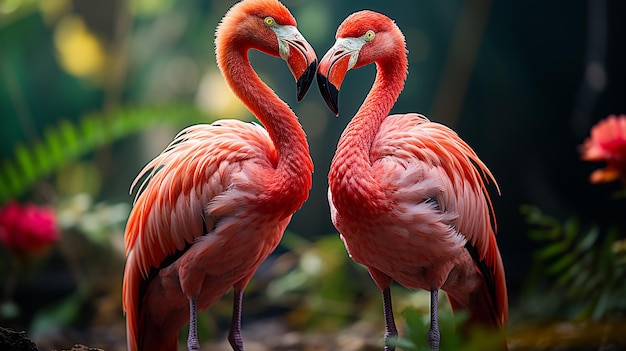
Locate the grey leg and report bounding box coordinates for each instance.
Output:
[382,287,398,351]
[228,288,244,351]
[188,298,200,351]
[427,289,440,351]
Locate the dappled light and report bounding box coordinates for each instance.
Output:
[53,14,107,82]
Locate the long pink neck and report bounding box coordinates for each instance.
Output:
[219,47,313,205]
[329,55,407,214]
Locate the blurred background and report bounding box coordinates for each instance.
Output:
[1,0,625,350]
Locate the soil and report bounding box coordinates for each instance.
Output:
[0,327,38,351]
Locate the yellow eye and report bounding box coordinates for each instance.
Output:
[264,17,275,27]
[364,30,375,41]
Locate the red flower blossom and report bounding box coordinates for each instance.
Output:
[0,201,59,255]
[580,114,626,184]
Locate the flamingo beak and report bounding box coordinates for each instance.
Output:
[277,26,318,102]
[296,57,317,102]
[316,38,362,116]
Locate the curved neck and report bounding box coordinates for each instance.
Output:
[223,48,308,150]
[351,59,408,132]
[218,46,313,197]
[329,54,407,213]
[351,59,407,144]
[335,55,407,159]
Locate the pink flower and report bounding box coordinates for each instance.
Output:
[0,201,59,255]
[580,114,626,184]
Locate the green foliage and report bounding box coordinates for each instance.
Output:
[522,205,626,320]
[56,193,130,245]
[266,231,370,330]
[390,307,505,351]
[0,104,212,203]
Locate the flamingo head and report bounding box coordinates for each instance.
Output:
[216,0,317,101]
[317,10,406,115]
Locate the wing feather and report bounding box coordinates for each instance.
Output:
[371,113,499,263]
[368,113,507,324]
[124,119,275,278]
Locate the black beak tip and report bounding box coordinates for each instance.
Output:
[296,60,317,102]
[316,72,339,116]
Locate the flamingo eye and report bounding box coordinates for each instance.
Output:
[364,30,375,41]
[264,17,276,27]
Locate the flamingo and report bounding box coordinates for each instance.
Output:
[317,10,508,350]
[121,0,316,350]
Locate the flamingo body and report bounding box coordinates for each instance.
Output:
[318,10,507,350]
[122,1,316,350]
[330,113,506,323]
[124,122,299,349]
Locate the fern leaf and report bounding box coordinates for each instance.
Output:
[0,104,213,203]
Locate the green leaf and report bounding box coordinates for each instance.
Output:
[82,113,106,148]
[33,141,51,175]
[520,205,561,230]
[393,307,429,350]
[44,125,64,164]
[59,119,79,156]
[557,259,583,287]
[0,104,212,203]
[547,251,577,276]
[387,336,417,350]
[525,207,626,320]
[534,241,568,260]
[15,144,35,183]
[0,161,21,198]
[392,307,471,351]
[528,228,550,241]
[563,218,580,239]
[576,226,599,252]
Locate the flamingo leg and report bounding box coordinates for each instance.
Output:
[187,298,200,351]
[382,287,398,351]
[228,288,245,351]
[427,289,440,351]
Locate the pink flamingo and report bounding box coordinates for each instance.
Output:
[317,10,508,350]
[122,0,316,350]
